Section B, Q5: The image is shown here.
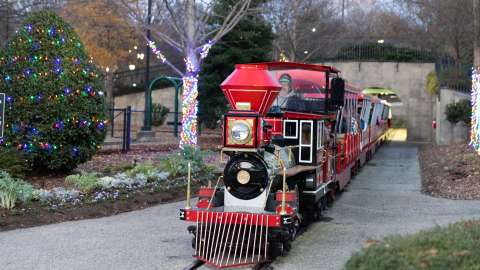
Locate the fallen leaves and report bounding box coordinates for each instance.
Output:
[363,239,380,249]
[419,144,480,200]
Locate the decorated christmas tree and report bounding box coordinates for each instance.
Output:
[0,11,106,171]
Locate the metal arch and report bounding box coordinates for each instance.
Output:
[146,76,182,137]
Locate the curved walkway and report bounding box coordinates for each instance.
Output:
[272,142,480,270]
[1,143,480,270]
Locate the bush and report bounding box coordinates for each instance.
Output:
[346,220,480,270]
[0,171,34,209]
[0,11,106,171]
[0,147,30,177]
[445,99,471,124]
[125,162,157,179]
[159,145,211,178]
[65,172,100,193]
[426,71,439,95]
[152,104,170,126]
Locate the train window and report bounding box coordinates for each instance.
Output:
[317,120,324,148]
[301,123,311,145]
[283,120,298,139]
[368,104,375,125]
[300,120,313,163]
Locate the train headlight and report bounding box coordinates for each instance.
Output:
[236,170,251,184]
[228,120,252,144]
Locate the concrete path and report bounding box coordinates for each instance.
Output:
[1,142,480,270]
[272,142,480,270]
[0,201,193,270]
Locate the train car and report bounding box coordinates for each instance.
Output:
[179,62,391,268]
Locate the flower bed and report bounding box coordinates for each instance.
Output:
[0,146,219,231]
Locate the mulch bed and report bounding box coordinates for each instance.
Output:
[1,136,222,232]
[0,185,194,232]
[419,143,480,200]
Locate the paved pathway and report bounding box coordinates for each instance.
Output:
[272,142,480,270]
[1,142,480,270]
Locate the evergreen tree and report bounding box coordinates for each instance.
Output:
[199,0,273,129]
[0,11,106,171]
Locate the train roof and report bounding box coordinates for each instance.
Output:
[240,61,340,73]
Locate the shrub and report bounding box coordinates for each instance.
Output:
[102,162,135,175]
[65,172,100,193]
[0,147,30,177]
[126,162,159,180]
[152,104,170,126]
[160,154,183,178]
[426,71,439,95]
[0,11,106,171]
[445,99,471,124]
[159,145,212,178]
[0,171,34,209]
[346,220,480,270]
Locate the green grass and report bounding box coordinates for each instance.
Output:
[346,220,480,270]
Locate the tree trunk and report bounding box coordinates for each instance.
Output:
[179,0,200,148]
[474,0,480,66]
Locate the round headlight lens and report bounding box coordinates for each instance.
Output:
[237,170,251,184]
[231,122,250,142]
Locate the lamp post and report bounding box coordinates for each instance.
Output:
[142,0,153,131]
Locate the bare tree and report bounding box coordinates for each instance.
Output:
[118,0,251,147]
[0,0,74,45]
[263,0,340,62]
[399,0,474,64]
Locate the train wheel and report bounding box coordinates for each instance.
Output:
[269,241,284,258]
[327,190,336,207]
[283,240,292,254]
[321,196,328,210]
[290,219,300,240]
[270,240,290,258]
[315,200,324,220]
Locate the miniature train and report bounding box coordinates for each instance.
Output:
[179,62,391,268]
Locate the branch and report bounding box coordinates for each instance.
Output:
[162,0,187,45]
[200,0,251,44]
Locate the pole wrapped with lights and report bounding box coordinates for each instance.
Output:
[471,67,480,153]
[148,38,215,148]
[180,75,199,147]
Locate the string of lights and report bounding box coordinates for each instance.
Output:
[147,37,215,147]
[147,40,167,63]
[180,76,199,147]
[471,67,480,153]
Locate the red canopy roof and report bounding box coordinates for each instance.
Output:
[220,64,281,115]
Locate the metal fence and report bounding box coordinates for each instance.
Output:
[108,107,132,152]
[315,41,472,94]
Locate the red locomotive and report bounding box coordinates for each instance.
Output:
[179,62,391,268]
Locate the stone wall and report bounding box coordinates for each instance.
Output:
[113,61,437,142]
[435,88,471,145]
[113,86,179,132]
[322,61,436,142]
